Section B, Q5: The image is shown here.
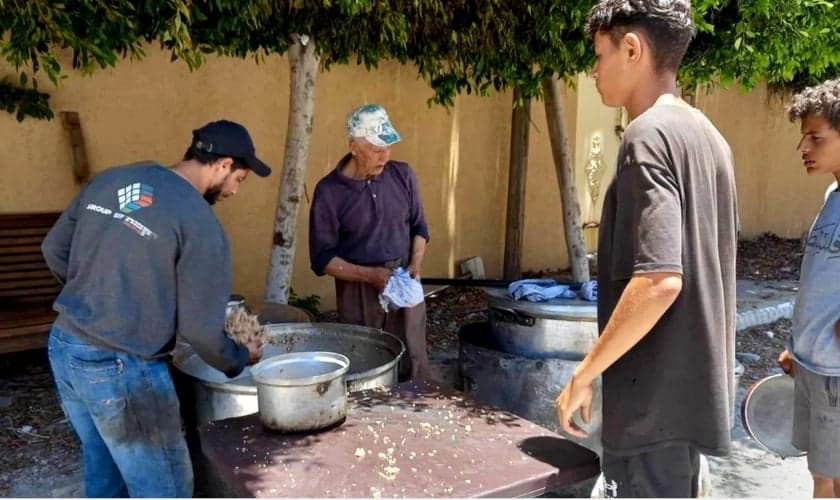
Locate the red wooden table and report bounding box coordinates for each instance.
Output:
[199,381,599,497]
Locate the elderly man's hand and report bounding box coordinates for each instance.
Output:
[407,262,422,281]
[554,376,592,438]
[367,267,393,291]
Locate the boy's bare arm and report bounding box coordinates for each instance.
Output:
[555,272,682,436]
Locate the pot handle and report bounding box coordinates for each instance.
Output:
[492,307,536,327]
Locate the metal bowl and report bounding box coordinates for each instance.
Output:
[172,323,405,426]
[741,373,806,458]
[260,323,405,391]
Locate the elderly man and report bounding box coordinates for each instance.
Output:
[309,104,431,381]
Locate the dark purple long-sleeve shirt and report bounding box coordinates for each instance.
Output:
[309,154,430,275]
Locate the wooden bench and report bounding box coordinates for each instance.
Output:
[0,212,62,353]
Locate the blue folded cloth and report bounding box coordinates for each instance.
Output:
[508,279,577,302]
[507,279,598,302]
[579,280,597,302]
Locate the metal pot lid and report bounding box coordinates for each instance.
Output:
[252,351,349,387]
[741,373,806,458]
[483,287,597,320]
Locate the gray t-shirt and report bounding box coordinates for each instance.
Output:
[790,191,840,376]
[42,162,248,377]
[597,104,738,456]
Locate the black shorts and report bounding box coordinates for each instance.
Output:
[601,445,700,498]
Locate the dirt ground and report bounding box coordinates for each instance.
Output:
[0,350,80,497]
[0,233,803,497]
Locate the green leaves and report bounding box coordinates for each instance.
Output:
[684,0,840,92]
[2,0,839,121]
[0,78,52,121]
[402,0,594,106]
[0,0,189,119]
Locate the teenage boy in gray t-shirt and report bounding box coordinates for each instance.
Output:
[778,77,840,498]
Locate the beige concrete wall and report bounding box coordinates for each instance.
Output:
[695,82,827,239]
[3,47,823,312]
[519,75,622,271]
[520,83,576,273]
[0,48,512,310]
[572,76,622,252]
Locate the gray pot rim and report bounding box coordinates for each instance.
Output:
[251,351,350,387]
[484,287,597,321]
[172,323,405,392]
[262,322,405,385]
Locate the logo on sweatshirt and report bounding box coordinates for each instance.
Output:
[117,183,154,213]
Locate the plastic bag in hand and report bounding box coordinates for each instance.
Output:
[378,267,424,312]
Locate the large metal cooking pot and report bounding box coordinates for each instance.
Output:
[251,352,349,433]
[459,321,603,454]
[484,287,597,360]
[172,322,405,427]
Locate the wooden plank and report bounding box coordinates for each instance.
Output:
[0,277,59,291]
[0,244,43,256]
[3,296,57,307]
[0,269,54,280]
[0,330,49,354]
[0,285,62,298]
[61,111,91,185]
[0,254,46,265]
[0,308,56,328]
[0,322,53,336]
[0,212,61,229]
[0,227,52,237]
[0,235,47,246]
[0,261,50,272]
[0,211,62,352]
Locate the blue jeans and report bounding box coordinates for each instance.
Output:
[48,326,193,497]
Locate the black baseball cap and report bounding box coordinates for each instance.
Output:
[191,120,272,177]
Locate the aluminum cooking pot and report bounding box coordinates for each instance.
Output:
[483,288,597,359]
[251,351,350,433]
[171,323,405,429]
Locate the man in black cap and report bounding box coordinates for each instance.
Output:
[41,119,271,497]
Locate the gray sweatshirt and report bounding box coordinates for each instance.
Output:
[42,162,248,377]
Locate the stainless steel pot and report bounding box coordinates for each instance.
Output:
[251,352,349,433]
[484,288,597,359]
[171,322,405,427]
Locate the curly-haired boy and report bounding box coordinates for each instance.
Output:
[778,77,840,498]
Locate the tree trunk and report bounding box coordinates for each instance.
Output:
[542,76,590,283]
[264,35,319,304]
[503,89,530,281]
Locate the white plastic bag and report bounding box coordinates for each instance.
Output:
[378,267,424,312]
